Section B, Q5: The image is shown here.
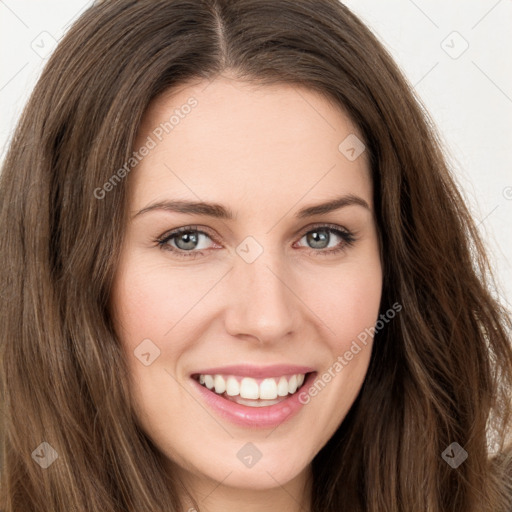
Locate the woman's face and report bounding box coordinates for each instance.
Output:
[111,76,382,495]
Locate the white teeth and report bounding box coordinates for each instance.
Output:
[204,375,214,390]
[233,396,282,407]
[259,378,278,400]
[225,376,240,396]
[277,376,289,397]
[197,373,307,400]
[240,377,259,399]
[214,374,226,394]
[288,374,298,394]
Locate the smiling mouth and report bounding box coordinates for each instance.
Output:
[191,372,312,407]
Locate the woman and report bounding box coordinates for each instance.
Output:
[1,1,511,511]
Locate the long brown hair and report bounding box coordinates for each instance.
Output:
[1,1,511,510]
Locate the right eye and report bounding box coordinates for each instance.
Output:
[156,225,220,258]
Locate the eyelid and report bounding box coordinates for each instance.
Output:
[297,221,351,236]
[156,224,221,248]
[157,222,351,242]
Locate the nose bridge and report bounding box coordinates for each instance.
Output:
[224,237,297,342]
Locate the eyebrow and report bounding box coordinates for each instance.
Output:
[133,193,370,220]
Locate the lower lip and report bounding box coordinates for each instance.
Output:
[191,372,317,428]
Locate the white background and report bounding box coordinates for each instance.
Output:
[1,0,511,307]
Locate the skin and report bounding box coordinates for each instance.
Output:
[111,74,383,512]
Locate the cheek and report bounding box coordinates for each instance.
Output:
[298,253,382,405]
[111,255,220,349]
[303,256,382,347]
[336,274,381,344]
[293,269,381,449]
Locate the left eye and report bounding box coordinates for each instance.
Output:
[297,227,349,250]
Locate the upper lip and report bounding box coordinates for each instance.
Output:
[191,364,315,379]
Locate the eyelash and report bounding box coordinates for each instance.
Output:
[155,223,356,259]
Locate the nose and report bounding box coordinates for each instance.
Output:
[223,247,299,344]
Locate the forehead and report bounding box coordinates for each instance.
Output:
[130,76,372,215]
